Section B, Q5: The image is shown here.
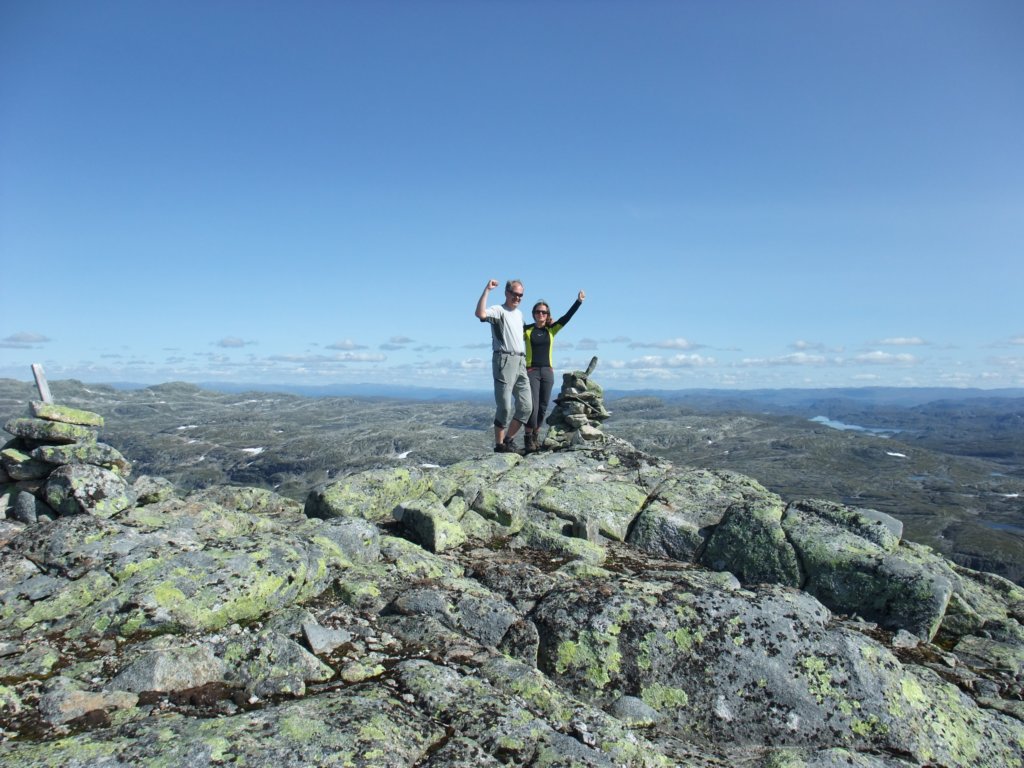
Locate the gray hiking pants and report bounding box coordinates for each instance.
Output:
[492,352,532,428]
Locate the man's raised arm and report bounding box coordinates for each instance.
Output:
[475,279,499,320]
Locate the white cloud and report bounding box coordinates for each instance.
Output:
[1010,335,1024,346]
[877,337,928,346]
[740,353,829,367]
[1,331,51,348]
[630,354,715,368]
[268,352,385,364]
[576,338,599,351]
[628,338,702,350]
[854,351,917,365]
[790,340,826,352]
[389,336,415,344]
[216,337,253,348]
[326,339,367,351]
[986,355,1023,369]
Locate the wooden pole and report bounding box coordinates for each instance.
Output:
[31,363,53,403]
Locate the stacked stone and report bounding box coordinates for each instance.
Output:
[0,400,136,525]
[542,356,612,450]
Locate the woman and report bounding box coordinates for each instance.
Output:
[523,290,585,452]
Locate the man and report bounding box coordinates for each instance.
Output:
[475,278,532,453]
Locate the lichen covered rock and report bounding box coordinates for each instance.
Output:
[42,463,136,517]
[1,420,1022,768]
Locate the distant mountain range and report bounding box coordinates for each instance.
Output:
[103,381,1024,407]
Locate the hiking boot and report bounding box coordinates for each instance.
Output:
[501,437,522,455]
[494,442,515,453]
[524,433,539,453]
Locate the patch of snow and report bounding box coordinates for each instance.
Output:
[886,452,907,458]
[176,425,198,430]
[1001,493,1020,499]
[241,447,264,456]
[419,463,441,469]
[395,450,412,459]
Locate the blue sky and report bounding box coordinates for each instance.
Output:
[2,1,1022,391]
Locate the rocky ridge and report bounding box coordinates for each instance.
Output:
[0,393,1023,766]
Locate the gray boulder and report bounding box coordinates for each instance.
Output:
[394,494,468,553]
[783,500,954,640]
[32,441,132,475]
[532,570,1023,767]
[1,445,52,481]
[627,468,772,560]
[110,640,226,693]
[12,490,57,525]
[305,467,430,521]
[39,676,138,725]
[42,463,136,517]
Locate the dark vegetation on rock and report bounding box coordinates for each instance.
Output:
[1,377,1023,766]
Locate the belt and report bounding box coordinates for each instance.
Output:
[494,351,525,356]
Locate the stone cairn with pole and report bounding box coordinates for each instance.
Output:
[541,356,612,450]
[0,366,166,526]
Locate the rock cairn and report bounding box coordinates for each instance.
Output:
[542,356,612,449]
[1,401,140,524]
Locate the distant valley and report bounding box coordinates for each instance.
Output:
[2,378,1022,582]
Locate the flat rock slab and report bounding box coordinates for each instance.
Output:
[31,401,105,427]
[4,417,98,445]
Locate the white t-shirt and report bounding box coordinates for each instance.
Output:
[482,304,526,354]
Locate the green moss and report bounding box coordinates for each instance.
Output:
[310,535,355,568]
[153,582,188,608]
[114,557,165,582]
[17,569,113,631]
[890,671,994,765]
[637,632,657,670]
[118,609,148,637]
[641,682,689,710]
[759,751,808,768]
[205,736,233,762]
[497,734,526,751]
[800,656,837,704]
[31,402,104,426]
[554,627,622,689]
[673,602,698,623]
[222,641,248,666]
[337,578,382,606]
[278,712,329,741]
[0,684,22,713]
[120,508,168,528]
[499,666,575,725]
[850,714,888,737]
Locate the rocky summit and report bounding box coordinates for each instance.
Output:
[1,396,1023,767]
